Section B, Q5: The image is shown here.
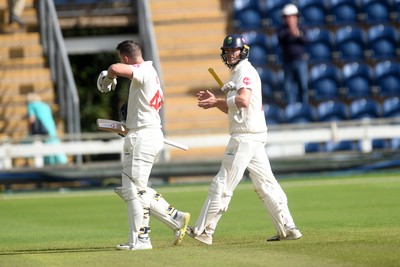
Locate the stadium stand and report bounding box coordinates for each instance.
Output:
[366,24,399,61]
[325,140,359,152]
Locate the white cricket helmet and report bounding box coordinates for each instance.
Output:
[282,4,299,16]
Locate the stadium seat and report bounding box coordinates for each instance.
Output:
[267,33,282,65]
[330,0,360,25]
[257,67,276,102]
[297,0,329,26]
[242,31,269,66]
[305,142,323,153]
[309,63,341,101]
[325,140,358,152]
[367,24,399,61]
[307,28,335,63]
[371,138,389,150]
[260,0,291,28]
[373,61,400,97]
[316,100,348,122]
[382,96,400,118]
[263,103,284,125]
[349,98,381,120]
[284,102,316,123]
[359,0,392,24]
[341,62,373,99]
[233,8,263,31]
[390,138,400,150]
[335,26,366,62]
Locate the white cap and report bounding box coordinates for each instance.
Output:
[282,4,299,16]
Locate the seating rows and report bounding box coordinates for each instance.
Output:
[233,0,400,30]
[264,96,400,125]
[258,60,400,105]
[242,24,400,67]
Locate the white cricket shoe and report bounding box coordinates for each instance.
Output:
[186,226,213,245]
[116,238,153,250]
[173,212,191,245]
[267,226,302,242]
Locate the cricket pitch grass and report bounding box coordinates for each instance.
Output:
[1,171,399,267]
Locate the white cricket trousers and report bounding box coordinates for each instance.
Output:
[194,133,295,236]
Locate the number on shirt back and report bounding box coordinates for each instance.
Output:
[150,90,162,111]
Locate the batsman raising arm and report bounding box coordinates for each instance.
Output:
[186,34,302,244]
[97,40,190,250]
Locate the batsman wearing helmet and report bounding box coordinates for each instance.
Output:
[186,34,302,244]
[97,40,190,250]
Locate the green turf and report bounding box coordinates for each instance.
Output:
[1,172,400,267]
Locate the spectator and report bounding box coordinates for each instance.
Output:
[27,93,68,165]
[277,3,309,104]
[7,0,25,26]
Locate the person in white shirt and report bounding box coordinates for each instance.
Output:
[186,34,302,245]
[97,40,190,250]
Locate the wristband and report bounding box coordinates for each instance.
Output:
[226,95,237,109]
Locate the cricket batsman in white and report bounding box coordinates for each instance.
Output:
[97,40,190,250]
[186,34,302,244]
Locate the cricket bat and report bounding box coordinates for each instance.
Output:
[208,67,224,87]
[96,119,189,151]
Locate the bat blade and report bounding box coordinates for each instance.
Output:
[96,119,188,151]
[208,67,224,87]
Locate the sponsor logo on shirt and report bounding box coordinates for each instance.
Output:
[243,77,251,85]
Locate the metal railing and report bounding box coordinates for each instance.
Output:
[37,0,81,142]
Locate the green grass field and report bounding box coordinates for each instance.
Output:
[1,172,400,267]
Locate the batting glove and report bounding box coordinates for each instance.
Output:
[97,70,117,93]
[221,81,235,94]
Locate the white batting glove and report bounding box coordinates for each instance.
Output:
[221,81,235,94]
[97,70,117,93]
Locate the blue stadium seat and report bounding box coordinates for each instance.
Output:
[263,103,284,125]
[325,140,358,152]
[349,98,381,120]
[297,0,329,26]
[335,26,366,62]
[284,102,316,123]
[373,61,400,97]
[242,31,269,66]
[360,0,392,24]
[305,142,323,153]
[234,8,263,31]
[260,0,291,28]
[371,139,389,150]
[341,62,373,98]
[367,24,399,61]
[309,63,341,101]
[382,96,400,118]
[307,28,335,63]
[316,100,348,122]
[330,0,360,25]
[390,138,400,150]
[267,33,282,65]
[257,67,276,102]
